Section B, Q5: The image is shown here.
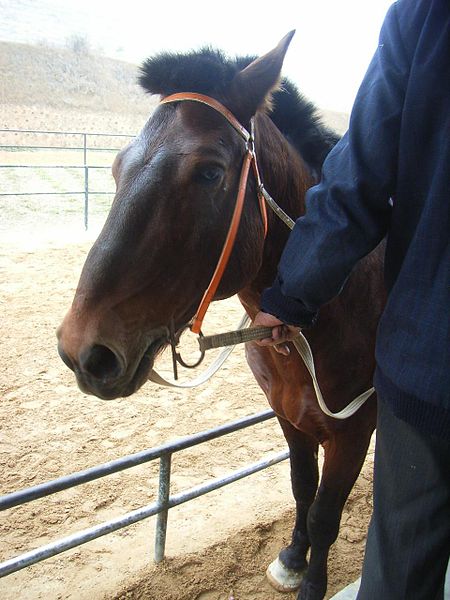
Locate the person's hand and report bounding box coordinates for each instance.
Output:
[252,311,301,356]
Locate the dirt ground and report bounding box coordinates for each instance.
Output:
[0,223,374,600]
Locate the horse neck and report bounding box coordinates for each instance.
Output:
[250,113,316,291]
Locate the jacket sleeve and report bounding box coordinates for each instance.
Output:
[261,2,411,327]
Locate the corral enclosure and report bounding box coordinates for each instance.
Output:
[0,40,374,600]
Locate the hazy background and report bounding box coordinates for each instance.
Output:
[0,0,394,113]
[0,0,394,241]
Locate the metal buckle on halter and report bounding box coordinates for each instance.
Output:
[247,117,256,157]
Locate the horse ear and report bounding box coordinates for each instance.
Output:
[227,30,295,123]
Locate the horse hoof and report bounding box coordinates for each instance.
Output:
[266,556,304,592]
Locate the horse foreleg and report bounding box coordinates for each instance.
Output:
[266,417,319,592]
[297,426,374,600]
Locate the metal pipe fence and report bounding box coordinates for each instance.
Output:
[0,128,135,229]
[0,408,288,578]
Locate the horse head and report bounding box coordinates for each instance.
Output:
[57,32,297,399]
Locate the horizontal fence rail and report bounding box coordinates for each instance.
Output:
[0,128,135,229]
[1,129,135,137]
[0,409,289,578]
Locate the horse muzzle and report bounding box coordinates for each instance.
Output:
[57,327,168,400]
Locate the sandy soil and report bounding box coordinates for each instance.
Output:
[0,226,374,600]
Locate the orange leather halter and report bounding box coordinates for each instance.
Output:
[160,92,268,335]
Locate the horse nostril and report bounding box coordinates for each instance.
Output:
[79,345,123,381]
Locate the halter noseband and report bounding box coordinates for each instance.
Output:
[160,92,268,334]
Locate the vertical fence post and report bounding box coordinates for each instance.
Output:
[154,453,172,563]
[83,133,89,230]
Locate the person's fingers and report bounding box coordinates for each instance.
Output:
[256,326,295,356]
[251,312,300,354]
[272,325,283,341]
[273,343,290,356]
[281,324,301,341]
[257,335,277,346]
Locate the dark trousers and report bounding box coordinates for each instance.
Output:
[357,397,450,600]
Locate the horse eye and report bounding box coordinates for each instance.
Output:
[196,165,223,184]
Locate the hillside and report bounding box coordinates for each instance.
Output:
[0,41,157,134]
[0,41,348,135]
[0,40,156,113]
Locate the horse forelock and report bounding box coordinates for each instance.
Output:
[138,48,255,97]
[139,47,339,174]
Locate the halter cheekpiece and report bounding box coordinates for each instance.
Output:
[159,92,268,334]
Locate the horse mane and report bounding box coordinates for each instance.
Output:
[139,48,340,174]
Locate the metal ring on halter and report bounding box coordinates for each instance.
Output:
[176,327,206,369]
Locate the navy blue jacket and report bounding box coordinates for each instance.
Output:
[261,0,450,438]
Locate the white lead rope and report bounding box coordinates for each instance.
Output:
[149,313,374,418]
[148,344,234,389]
[147,314,249,389]
[292,334,375,419]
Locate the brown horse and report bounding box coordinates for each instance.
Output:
[57,33,385,600]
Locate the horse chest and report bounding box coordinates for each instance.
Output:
[245,342,335,442]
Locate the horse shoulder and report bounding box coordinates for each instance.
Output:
[245,342,336,443]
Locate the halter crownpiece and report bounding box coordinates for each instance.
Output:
[160,92,268,334]
[160,92,251,142]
